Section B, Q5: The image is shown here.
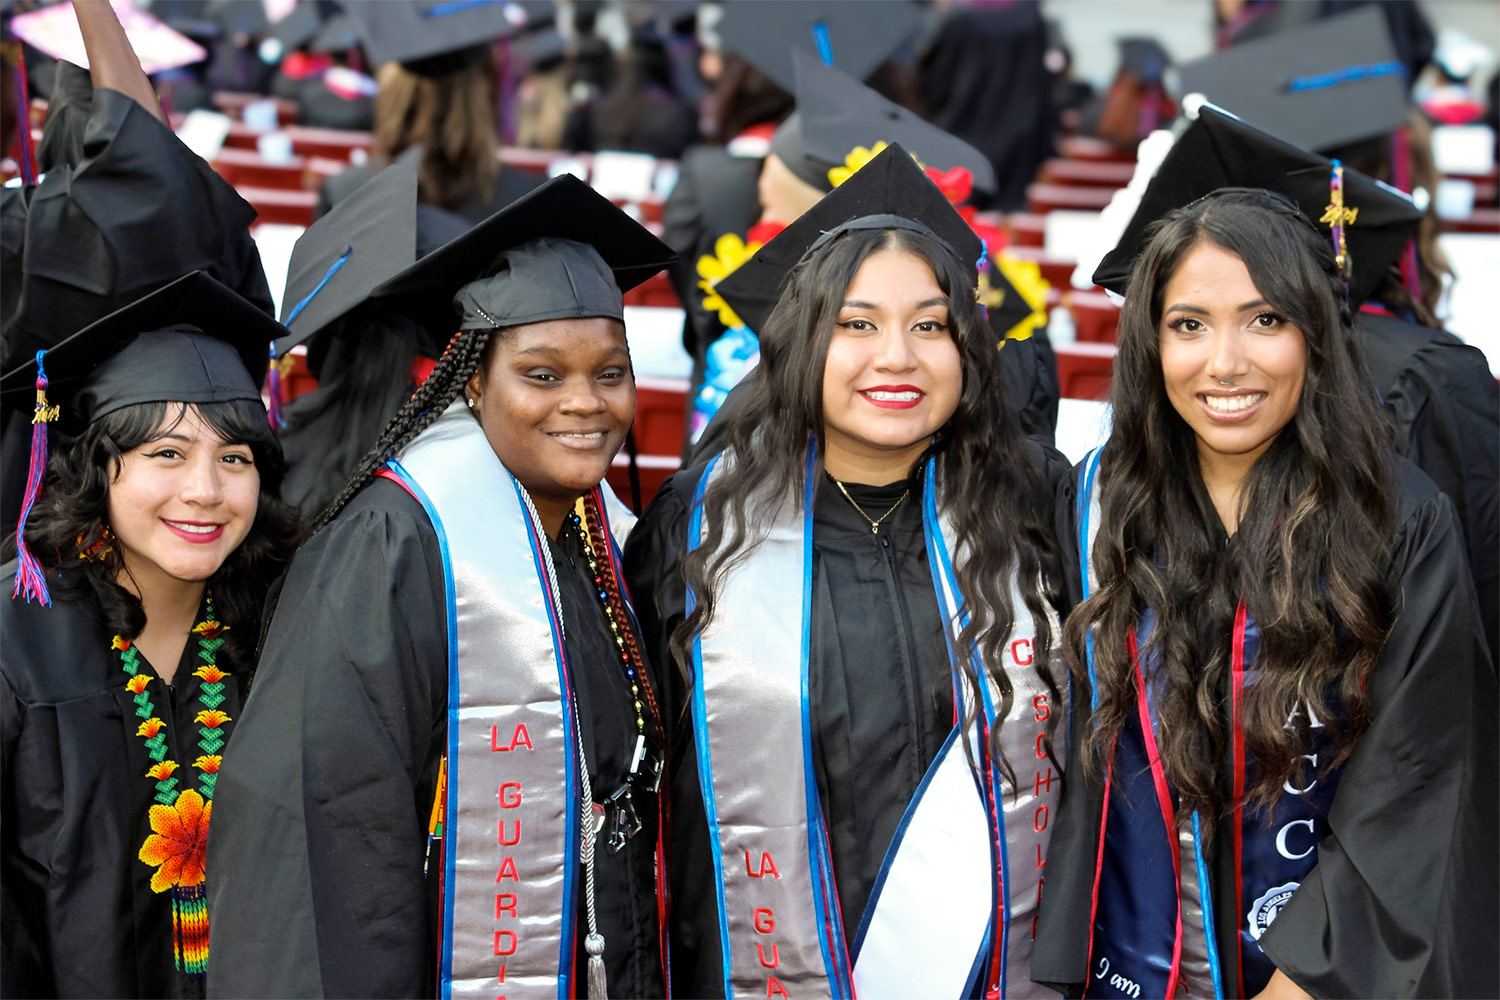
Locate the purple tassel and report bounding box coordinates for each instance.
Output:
[266,344,284,430]
[14,351,56,605]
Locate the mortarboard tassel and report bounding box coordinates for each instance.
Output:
[14,350,58,605]
[266,344,284,431]
[6,41,38,185]
[1390,126,1424,303]
[1321,159,1356,302]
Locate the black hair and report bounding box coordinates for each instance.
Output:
[1064,189,1396,832]
[13,399,303,674]
[671,226,1064,779]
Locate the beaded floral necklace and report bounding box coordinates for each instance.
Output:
[113,595,231,977]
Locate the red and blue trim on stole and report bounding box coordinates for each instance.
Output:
[1075,454,1341,999]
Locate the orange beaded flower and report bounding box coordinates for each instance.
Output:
[194,709,231,729]
[126,675,151,695]
[192,665,226,684]
[193,755,222,774]
[146,761,179,781]
[137,718,165,738]
[192,620,228,639]
[138,789,210,893]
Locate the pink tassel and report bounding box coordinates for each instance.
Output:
[266,345,284,430]
[1390,128,1425,303]
[14,351,56,605]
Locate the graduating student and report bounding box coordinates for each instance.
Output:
[0,273,300,997]
[273,153,468,514]
[1032,114,1497,998]
[207,177,676,999]
[626,145,1070,999]
[2,0,272,536]
[1175,8,1500,653]
[317,0,543,224]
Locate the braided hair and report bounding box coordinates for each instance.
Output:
[312,328,494,532]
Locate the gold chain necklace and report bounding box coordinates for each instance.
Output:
[832,478,911,534]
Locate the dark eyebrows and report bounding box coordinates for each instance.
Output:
[840,297,950,311]
[1163,298,1271,315]
[513,344,630,360]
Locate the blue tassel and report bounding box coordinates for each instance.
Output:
[14,351,56,605]
[266,344,284,431]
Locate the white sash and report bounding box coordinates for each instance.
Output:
[688,450,1063,999]
[388,402,635,1000]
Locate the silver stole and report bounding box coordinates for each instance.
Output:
[388,401,636,1000]
[688,452,1064,999]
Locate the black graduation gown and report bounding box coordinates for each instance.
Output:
[1031,461,1499,998]
[0,570,249,999]
[205,479,666,998]
[1358,309,1499,659]
[624,472,949,998]
[623,441,1072,998]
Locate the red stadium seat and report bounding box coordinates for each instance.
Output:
[213,147,309,190]
[632,376,690,456]
[1027,183,1115,215]
[1056,342,1117,400]
[1058,136,1137,164]
[1003,245,1077,290]
[1440,208,1500,234]
[1069,290,1122,343]
[606,453,681,511]
[1038,158,1135,189]
[238,186,317,227]
[212,91,298,126]
[622,272,680,309]
[1007,212,1047,248]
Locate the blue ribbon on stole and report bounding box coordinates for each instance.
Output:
[1076,454,1342,999]
[688,444,1054,998]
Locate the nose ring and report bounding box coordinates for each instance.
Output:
[1217,377,1235,386]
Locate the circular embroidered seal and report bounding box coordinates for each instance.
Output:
[1246,882,1300,941]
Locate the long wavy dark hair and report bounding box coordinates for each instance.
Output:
[671,227,1063,775]
[1064,190,1396,828]
[13,399,302,673]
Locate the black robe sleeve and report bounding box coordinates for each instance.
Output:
[623,472,724,997]
[1257,465,1498,998]
[207,481,449,999]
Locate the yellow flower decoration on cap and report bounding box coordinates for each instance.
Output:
[828,141,927,189]
[696,232,765,329]
[990,254,1051,347]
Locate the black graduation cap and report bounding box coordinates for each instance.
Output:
[784,48,997,197]
[342,0,532,75]
[1092,103,1422,309]
[0,271,283,432]
[267,3,322,54]
[717,0,920,95]
[278,154,421,353]
[208,0,272,39]
[371,173,675,335]
[1171,5,1408,152]
[511,26,567,71]
[713,142,983,336]
[1118,37,1169,84]
[309,12,361,54]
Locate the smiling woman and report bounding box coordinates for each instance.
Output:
[1034,187,1497,1000]
[207,176,678,999]
[624,144,1072,999]
[0,273,300,997]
